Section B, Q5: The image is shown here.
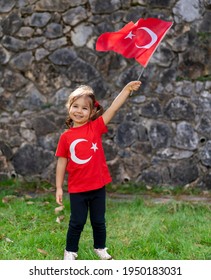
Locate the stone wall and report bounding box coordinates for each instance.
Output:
[0,0,211,189]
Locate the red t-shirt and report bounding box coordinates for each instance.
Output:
[55,116,112,193]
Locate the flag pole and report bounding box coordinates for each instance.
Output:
[137,67,145,81]
[130,67,145,96]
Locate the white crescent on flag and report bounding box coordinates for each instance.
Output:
[70,139,92,165]
[70,139,98,165]
[124,27,158,49]
[135,27,158,49]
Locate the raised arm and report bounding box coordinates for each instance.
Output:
[102,81,141,125]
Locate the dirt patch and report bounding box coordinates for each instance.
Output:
[108,192,211,204]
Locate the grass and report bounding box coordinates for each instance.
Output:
[0,179,211,260]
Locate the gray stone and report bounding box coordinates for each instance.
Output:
[37,134,59,151]
[198,91,211,113]
[124,6,146,23]
[0,0,15,13]
[199,141,211,167]
[137,124,148,142]
[199,11,211,32]
[54,87,71,106]
[169,160,199,185]
[0,141,13,160]
[116,65,142,88]
[49,47,77,65]
[115,122,138,148]
[32,116,57,136]
[68,0,87,6]
[0,46,11,65]
[17,27,34,38]
[197,115,211,138]
[0,92,16,112]
[2,70,28,92]
[205,81,211,91]
[200,173,211,190]
[2,36,25,52]
[173,0,203,23]
[182,81,195,97]
[29,12,51,27]
[12,144,54,176]
[89,78,109,99]
[147,0,174,7]
[156,148,193,160]
[26,37,46,50]
[44,37,67,51]
[171,32,189,52]
[18,83,47,111]
[63,6,87,26]
[178,41,207,79]
[203,0,211,8]
[148,122,172,149]
[10,51,34,71]
[164,97,195,121]
[150,45,174,67]
[140,99,162,118]
[71,24,93,47]
[45,23,63,38]
[35,48,49,61]
[175,122,199,150]
[20,128,36,142]
[67,58,99,83]
[124,154,149,180]
[103,140,118,161]
[137,167,163,185]
[195,81,204,93]
[1,12,23,35]
[89,0,121,14]
[132,95,146,104]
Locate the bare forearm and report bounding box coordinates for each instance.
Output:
[56,157,67,205]
[103,81,141,125]
[111,86,131,112]
[56,157,67,189]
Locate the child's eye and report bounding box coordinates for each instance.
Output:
[83,107,88,110]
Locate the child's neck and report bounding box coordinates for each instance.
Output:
[73,121,88,128]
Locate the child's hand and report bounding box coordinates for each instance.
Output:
[125,81,142,92]
[56,188,63,205]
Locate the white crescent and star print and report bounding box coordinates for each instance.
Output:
[69,139,98,165]
[124,27,158,49]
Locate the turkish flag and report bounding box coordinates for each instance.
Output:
[96,18,173,67]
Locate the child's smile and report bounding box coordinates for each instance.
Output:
[69,96,94,127]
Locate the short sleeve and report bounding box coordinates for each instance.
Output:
[92,116,108,135]
[55,133,69,158]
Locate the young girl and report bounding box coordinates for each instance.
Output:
[55,81,141,260]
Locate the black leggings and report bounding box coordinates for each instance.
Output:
[66,187,106,252]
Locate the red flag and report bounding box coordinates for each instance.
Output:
[96,18,173,67]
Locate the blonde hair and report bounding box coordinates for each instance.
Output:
[65,85,104,128]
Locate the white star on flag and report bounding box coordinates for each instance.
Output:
[124,31,135,40]
[91,143,98,152]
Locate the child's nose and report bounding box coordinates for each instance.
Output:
[77,107,82,113]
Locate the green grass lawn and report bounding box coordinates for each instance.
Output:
[0,180,210,260]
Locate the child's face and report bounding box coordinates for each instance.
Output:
[69,96,94,127]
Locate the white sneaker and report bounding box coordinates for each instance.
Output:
[94,248,113,260]
[64,250,78,260]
